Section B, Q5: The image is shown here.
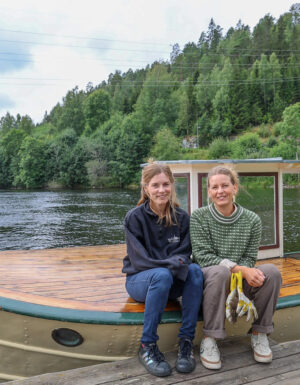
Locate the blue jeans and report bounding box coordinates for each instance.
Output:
[125,264,203,344]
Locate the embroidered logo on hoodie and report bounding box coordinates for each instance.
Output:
[168,235,180,243]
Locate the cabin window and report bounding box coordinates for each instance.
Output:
[198,173,279,250]
[174,173,190,214]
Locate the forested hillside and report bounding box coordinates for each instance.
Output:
[0,6,299,189]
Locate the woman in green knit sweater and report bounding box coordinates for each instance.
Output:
[190,165,281,370]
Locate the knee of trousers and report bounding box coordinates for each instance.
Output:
[150,268,174,290]
[206,265,231,282]
[258,264,282,286]
[204,265,231,293]
[187,263,204,287]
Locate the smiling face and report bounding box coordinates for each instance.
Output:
[145,172,172,212]
[208,174,237,214]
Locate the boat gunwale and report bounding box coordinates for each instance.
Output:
[0,294,299,325]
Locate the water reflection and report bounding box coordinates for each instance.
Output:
[0,190,139,250]
[283,188,300,252]
[0,188,299,252]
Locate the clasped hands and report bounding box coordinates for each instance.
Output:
[226,271,258,323]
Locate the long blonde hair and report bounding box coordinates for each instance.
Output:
[138,162,179,226]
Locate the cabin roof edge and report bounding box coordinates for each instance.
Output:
[140,157,300,167]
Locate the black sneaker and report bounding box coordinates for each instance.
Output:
[138,343,172,377]
[175,338,196,373]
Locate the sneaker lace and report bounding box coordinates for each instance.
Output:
[205,339,219,357]
[254,334,270,350]
[148,343,165,363]
[180,339,192,358]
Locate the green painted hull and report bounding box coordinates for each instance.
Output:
[0,295,300,380]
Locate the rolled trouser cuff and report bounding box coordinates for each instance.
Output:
[248,325,274,335]
[203,328,226,339]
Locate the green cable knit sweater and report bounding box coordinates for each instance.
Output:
[190,203,262,268]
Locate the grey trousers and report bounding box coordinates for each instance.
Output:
[202,264,282,339]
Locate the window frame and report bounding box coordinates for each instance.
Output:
[174,173,191,215]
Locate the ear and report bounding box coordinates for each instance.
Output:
[143,186,149,197]
[207,187,212,199]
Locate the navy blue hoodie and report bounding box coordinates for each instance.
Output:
[122,200,192,281]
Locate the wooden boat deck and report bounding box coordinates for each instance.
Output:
[7,337,300,385]
[0,244,299,321]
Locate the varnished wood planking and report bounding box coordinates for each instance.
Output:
[0,245,299,313]
[7,338,300,385]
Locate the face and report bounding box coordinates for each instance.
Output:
[208,174,237,211]
[145,172,172,209]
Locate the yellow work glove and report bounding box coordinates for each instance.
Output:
[236,271,258,322]
[225,273,239,323]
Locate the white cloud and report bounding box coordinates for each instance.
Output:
[0,0,296,122]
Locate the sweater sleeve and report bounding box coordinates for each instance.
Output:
[123,211,190,281]
[190,209,222,267]
[238,214,262,267]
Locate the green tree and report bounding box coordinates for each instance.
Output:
[232,133,264,159]
[170,43,181,64]
[281,54,300,107]
[277,102,300,158]
[194,113,213,146]
[219,20,252,66]
[150,127,183,160]
[83,89,111,134]
[0,146,7,187]
[180,42,201,79]
[46,128,80,186]
[85,159,108,187]
[269,142,296,159]
[0,112,16,134]
[15,137,47,188]
[92,112,124,164]
[111,113,150,186]
[206,19,223,51]
[195,64,219,123]
[135,64,179,136]
[174,81,198,137]
[211,59,233,128]
[107,70,122,96]
[247,60,264,125]
[16,114,35,134]
[208,138,234,159]
[268,53,284,120]
[32,122,56,140]
[48,87,86,135]
[252,14,275,54]
[0,128,27,186]
[279,102,300,139]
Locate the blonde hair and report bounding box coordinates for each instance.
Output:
[138,161,179,226]
[207,165,240,193]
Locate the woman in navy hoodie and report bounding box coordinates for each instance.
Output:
[122,162,203,377]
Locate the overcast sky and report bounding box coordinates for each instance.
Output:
[0,0,297,123]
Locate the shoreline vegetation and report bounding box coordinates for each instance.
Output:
[1,180,299,192]
[0,6,299,191]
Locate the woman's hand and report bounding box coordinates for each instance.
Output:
[232,265,265,287]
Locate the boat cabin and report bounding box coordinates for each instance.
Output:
[147,158,300,260]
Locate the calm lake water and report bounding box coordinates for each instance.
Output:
[0,188,299,253]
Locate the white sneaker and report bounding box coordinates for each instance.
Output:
[251,333,272,363]
[200,337,221,369]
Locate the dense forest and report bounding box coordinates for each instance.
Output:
[0,5,299,189]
